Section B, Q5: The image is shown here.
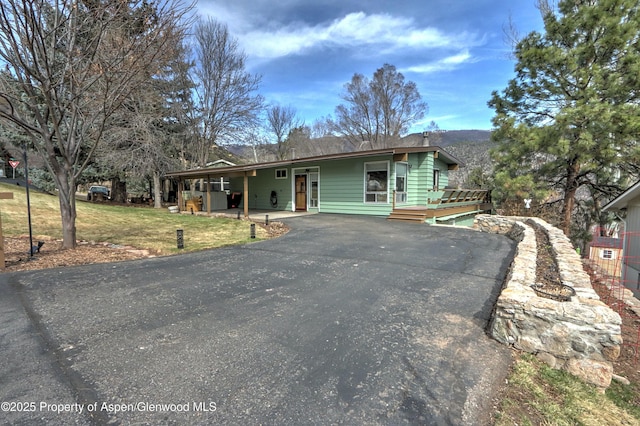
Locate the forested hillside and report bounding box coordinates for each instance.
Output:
[410,130,495,188]
[426,130,491,147]
[446,140,493,187]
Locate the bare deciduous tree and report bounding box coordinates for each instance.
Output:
[190,18,263,167]
[266,104,302,160]
[333,64,428,150]
[0,0,191,248]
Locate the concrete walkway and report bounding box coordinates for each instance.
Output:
[1,214,515,425]
[186,207,317,221]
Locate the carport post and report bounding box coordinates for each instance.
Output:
[243,172,249,218]
[206,174,211,214]
[177,179,184,212]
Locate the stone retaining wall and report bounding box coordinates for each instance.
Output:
[474,214,622,388]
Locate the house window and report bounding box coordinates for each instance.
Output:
[365,161,389,203]
[433,169,440,190]
[207,178,229,192]
[600,249,615,260]
[275,169,288,179]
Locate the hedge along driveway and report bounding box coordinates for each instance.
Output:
[3,214,516,425]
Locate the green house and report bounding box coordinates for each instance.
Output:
[166,146,491,226]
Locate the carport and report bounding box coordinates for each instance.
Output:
[166,166,257,218]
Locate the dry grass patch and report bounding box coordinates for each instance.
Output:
[0,183,274,256]
[494,353,638,426]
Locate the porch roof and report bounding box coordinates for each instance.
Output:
[165,146,462,180]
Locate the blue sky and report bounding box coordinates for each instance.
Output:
[196,0,545,132]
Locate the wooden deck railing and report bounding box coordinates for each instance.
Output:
[438,189,489,204]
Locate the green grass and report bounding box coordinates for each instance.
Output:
[607,380,640,420]
[0,183,269,254]
[495,353,639,426]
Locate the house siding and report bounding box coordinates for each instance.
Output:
[434,157,450,188]
[406,153,430,205]
[622,203,640,296]
[625,203,640,271]
[224,151,451,216]
[602,186,640,297]
[229,170,293,211]
[320,155,393,216]
[437,215,477,227]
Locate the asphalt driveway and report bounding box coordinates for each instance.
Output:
[1,214,515,425]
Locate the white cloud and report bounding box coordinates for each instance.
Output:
[402,50,475,74]
[236,12,479,59]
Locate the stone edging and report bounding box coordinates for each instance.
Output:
[474,214,622,389]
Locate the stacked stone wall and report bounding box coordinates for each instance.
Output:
[474,215,622,389]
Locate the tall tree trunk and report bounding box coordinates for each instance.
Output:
[153,171,163,208]
[561,161,580,235]
[53,169,77,249]
[59,198,77,249]
[111,177,127,203]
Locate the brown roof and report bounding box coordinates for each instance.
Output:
[166,146,462,179]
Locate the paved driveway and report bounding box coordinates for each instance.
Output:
[1,215,515,425]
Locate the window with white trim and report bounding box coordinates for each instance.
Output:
[433,169,440,190]
[600,249,615,260]
[275,169,288,179]
[365,161,388,203]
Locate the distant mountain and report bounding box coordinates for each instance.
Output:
[220,130,495,187]
[401,130,492,147]
[437,130,492,146]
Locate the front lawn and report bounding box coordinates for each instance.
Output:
[0,182,268,254]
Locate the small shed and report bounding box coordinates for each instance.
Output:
[588,235,623,278]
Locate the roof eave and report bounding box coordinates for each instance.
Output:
[602,179,640,212]
[165,146,461,179]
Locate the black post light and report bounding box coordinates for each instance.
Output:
[177,229,184,249]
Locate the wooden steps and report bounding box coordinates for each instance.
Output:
[387,207,429,223]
